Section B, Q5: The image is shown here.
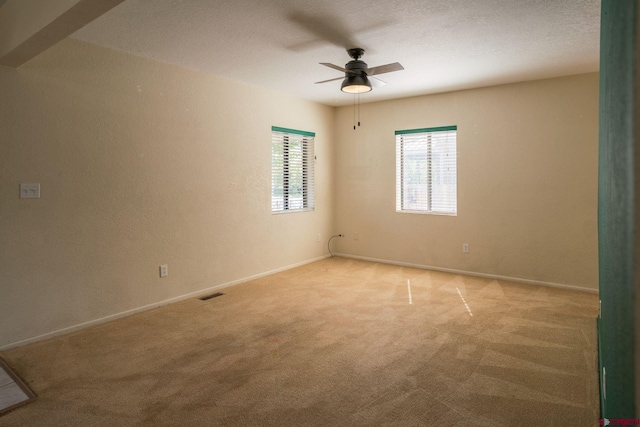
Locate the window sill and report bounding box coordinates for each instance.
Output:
[395,209,457,216]
[272,208,315,215]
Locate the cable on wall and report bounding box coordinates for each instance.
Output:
[328,234,343,257]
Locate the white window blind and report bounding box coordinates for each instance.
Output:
[396,126,457,215]
[271,126,315,213]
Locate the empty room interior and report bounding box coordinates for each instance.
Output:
[1,0,638,425]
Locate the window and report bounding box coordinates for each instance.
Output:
[395,126,457,215]
[271,126,315,213]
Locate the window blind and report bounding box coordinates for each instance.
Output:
[271,127,315,213]
[395,126,457,215]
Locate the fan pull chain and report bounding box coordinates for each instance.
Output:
[352,93,362,130]
[353,93,356,130]
[358,93,361,127]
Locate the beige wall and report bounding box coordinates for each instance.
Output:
[0,38,599,349]
[334,73,599,290]
[0,39,335,348]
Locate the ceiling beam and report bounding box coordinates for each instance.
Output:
[0,0,125,67]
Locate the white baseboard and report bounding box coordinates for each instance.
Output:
[0,255,330,351]
[334,253,599,294]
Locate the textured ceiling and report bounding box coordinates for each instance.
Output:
[71,0,601,106]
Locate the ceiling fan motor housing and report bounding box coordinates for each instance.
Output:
[346,59,368,76]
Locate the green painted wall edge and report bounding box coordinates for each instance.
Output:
[597,0,637,419]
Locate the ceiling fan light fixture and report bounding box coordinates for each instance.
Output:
[341,75,372,94]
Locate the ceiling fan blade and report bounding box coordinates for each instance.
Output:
[314,76,344,84]
[286,12,394,52]
[320,63,348,73]
[288,12,358,50]
[367,62,404,76]
[369,76,387,87]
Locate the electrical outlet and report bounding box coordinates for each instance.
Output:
[19,183,40,199]
[160,264,168,278]
[463,243,469,253]
[354,232,359,241]
[317,233,321,242]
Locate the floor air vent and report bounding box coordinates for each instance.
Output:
[199,292,224,301]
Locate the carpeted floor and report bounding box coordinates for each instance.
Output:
[0,258,600,426]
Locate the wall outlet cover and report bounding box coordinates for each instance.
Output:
[19,183,40,199]
[160,264,168,278]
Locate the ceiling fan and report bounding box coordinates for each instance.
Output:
[315,48,404,94]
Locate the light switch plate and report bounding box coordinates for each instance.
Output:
[20,183,40,199]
